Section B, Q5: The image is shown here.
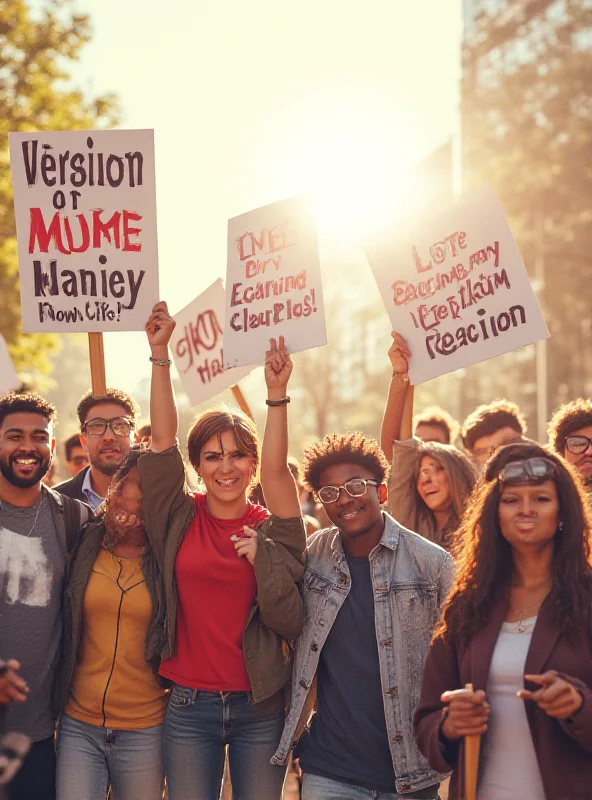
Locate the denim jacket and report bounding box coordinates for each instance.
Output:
[272,512,454,795]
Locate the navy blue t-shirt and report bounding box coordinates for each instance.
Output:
[297,551,397,792]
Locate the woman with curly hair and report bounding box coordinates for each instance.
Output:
[55,443,169,800]
[414,440,592,800]
[380,332,477,550]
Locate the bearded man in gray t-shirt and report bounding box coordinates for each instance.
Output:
[0,392,90,800]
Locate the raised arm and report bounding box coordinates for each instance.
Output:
[260,336,301,518]
[145,301,178,453]
[380,331,413,461]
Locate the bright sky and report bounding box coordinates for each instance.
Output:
[72,0,463,392]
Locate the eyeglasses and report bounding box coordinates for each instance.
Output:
[317,478,379,504]
[83,417,135,438]
[565,435,592,455]
[498,457,557,485]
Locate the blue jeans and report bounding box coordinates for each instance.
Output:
[164,686,286,800]
[56,714,164,800]
[302,773,440,800]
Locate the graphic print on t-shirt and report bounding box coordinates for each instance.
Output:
[0,527,51,606]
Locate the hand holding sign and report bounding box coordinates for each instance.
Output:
[388,332,411,376]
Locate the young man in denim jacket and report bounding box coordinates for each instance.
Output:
[273,432,453,799]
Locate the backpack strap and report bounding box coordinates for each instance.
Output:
[62,495,92,554]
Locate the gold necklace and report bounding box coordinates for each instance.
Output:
[507,583,551,633]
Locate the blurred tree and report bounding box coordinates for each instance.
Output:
[460,0,592,430]
[0,0,119,376]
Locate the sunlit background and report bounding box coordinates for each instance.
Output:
[6,0,591,472]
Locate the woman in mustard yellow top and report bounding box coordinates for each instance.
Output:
[55,446,168,800]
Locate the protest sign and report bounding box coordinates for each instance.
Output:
[364,186,549,385]
[0,335,20,396]
[223,196,326,369]
[172,280,253,406]
[9,129,159,333]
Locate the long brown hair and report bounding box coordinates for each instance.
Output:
[414,442,477,547]
[436,441,592,645]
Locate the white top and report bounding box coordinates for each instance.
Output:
[478,617,546,800]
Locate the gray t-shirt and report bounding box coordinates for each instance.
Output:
[0,495,65,740]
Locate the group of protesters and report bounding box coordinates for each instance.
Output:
[0,303,591,800]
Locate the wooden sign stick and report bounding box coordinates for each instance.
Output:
[464,683,481,800]
[88,333,107,396]
[231,384,254,421]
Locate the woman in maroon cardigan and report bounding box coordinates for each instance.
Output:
[414,441,592,800]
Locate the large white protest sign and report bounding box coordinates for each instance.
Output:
[9,129,159,333]
[171,280,253,406]
[365,186,549,385]
[0,336,20,396]
[223,196,326,369]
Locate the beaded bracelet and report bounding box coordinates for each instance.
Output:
[149,356,172,366]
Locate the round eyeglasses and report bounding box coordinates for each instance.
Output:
[565,435,592,455]
[317,478,379,505]
[83,417,134,438]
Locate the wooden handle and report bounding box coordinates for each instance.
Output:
[464,682,481,800]
[88,333,107,396]
[230,384,254,421]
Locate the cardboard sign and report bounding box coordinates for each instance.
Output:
[171,280,253,406]
[0,335,20,396]
[365,186,549,385]
[223,196,326,369]
[9,129,159,333]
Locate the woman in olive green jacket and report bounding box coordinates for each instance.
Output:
[143,302,306,800]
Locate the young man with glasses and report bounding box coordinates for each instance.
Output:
[56,389,139,510]
[273,431,453,800]
[547,398,592,491]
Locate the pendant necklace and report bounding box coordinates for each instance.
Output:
[0,494,43,538]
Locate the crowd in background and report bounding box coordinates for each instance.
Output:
[0,305,591,800]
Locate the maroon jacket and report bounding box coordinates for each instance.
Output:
[414,589,592,800]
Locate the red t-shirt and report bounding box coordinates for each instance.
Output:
[159,494,269,691]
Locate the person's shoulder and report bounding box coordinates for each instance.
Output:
[54,467,88,499]
[306,526,339,558]
[386,513,452,568]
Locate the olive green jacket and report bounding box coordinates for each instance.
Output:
[137,445,306,707]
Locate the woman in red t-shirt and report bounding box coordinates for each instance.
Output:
[142,302,306,800]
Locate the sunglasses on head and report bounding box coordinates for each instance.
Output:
[498,457,557,485]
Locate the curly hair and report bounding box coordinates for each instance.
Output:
[414,406,459,445]
[77,389,139,428]
[101,446,145,548]
[0,392,57,428]
[301,431,390,492]
[436,441,592,646]
[547,399,592,455]
[186,406,260,488]
[461,399,526,451]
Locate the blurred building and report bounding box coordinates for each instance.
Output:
[458,0,586,438]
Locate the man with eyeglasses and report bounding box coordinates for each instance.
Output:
[55,389,139,510]
[273,431,453,800]
[547,398,592,491]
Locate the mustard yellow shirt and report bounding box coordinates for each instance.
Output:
[65,548,167,729]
